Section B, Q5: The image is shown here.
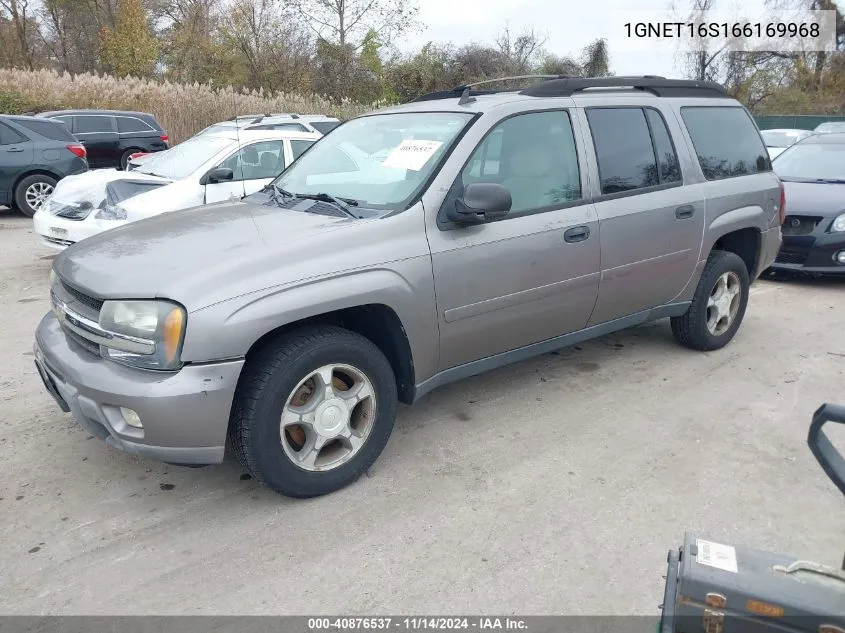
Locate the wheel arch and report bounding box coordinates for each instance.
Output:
[12,169,61,197]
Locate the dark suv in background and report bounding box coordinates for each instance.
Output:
[36,110,168,169]
[0,114,88,216]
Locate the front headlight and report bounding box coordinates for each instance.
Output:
[832,213,845,233]
[95,203,128,220]
[98,300,186,370]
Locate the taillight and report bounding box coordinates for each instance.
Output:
[778,180,786,224]
[160,134,169,143]
[67,144,86,159]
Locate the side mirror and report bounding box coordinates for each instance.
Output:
[446,182,512,225]
[808,403,845,496]
[200,167,234,185]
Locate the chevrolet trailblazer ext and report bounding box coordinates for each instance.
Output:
[35,77,783,498]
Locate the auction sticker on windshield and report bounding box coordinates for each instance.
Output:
[696,538,738,573]
[382,140,443,171]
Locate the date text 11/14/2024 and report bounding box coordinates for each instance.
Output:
[307,618,528,630]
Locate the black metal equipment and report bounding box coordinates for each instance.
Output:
[660,403,845,633]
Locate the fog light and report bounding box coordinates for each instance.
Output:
[837,251,845,265]
[120,407,142,428]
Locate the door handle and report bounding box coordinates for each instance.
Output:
[564,226,590,243]
[5,147,24,152]
[675,204,695,219]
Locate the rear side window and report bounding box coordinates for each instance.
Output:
[587,108,659,194]
[310,121,340,134]
[681,106,770,180]
[117,116,154,133]
[0,121,27,145]
[291,139,315,161]
[16,118,76,142]
[75,115,114,134]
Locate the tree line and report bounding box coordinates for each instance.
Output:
[0,0,609,104]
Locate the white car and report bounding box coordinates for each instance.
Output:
[761,128,814,159]
[33,129,320,250]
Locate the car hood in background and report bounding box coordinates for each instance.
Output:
[47,169,171,212]
[782,180,845,217]
[767,147,786,159]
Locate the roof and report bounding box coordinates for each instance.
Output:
[762,128,813,134]
[1,113,65,123]
[204,128,322,142]
[38,109,156,118]
[800,132,845,144]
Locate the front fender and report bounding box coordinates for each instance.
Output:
[180,256,439,382]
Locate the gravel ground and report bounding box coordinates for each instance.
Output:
[1,206,844,615]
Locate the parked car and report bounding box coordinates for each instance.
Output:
[0,114,88,217]
[36,109,168,170]
[32,129,319,249]
[760,128,814,159]
[34,76,781,498]
[813,121,845,134]
[126,115,338,171]
[768,132,845,276]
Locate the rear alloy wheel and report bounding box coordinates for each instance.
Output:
[14,174,57,217]
[671,250,750,351]
[229,326,397,498]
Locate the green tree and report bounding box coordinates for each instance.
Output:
[100,0,159,78]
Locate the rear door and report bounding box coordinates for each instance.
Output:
[205,140,287,203]
[0,121,31,205]
[580,105,705,326]
[73,115,118,168]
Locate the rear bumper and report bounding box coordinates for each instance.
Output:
[34,311,244,464]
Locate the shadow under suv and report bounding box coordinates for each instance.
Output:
[37,109,168,170]
[0,114,88,216]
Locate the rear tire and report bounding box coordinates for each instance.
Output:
[671,250,750,351]
[14,174,57,217]
[119,149,140,170]
[229,326,397,498]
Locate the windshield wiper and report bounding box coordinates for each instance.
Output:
[293,192,361,219]
[814,178,845,184]
[260,183,296,204]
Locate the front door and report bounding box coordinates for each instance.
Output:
[72,115,119,168]
[581,106,705,326]
[205,139,288,204]
[425,109,601,371]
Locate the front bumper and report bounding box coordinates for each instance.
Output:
[770,220,845,275]
[34,311,244,464]
[32,210,126,251]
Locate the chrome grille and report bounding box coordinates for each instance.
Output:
[59,280,104,313]
[66,328,101,356]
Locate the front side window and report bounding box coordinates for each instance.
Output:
[681,106,770,180]
[75,115,114,134]
[273,112,474,209]
[136,135,232,180]
[218,140,285,181]
[460,110,581,215]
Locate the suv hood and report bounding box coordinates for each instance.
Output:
[53,201,365,311]
[782,180,845,217]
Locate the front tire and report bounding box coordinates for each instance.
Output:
[229,326,398,498]
[671,250,750,351]
[14,174,57,217]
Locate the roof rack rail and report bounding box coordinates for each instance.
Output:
[519,76,727,98]
[411,74,577,103]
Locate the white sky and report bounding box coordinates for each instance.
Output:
[401,0,784,78]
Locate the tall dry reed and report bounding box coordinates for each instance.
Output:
[0,68,375,142]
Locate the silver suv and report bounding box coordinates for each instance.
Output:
[34,77,783,498]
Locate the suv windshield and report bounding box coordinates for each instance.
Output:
[773,142,845,181]
[136,135,231,180]
[271,112,474,209]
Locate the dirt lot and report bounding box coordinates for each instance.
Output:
[1,205,844,615]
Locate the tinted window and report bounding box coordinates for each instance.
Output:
[681,107,770,180]
[310,121,340,134]
[588,108,659,194]
[219,140,285,181]
[117,116,153,133]
[16,118,75,141]
[461,110,581,214]
[75,115,114,134]
[0,121,27,145]
[291,139,315,161]
[645,109,681,183]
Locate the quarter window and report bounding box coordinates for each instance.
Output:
[117,116,154,133]
[681,106,771,180]
[460,110,581,215]
[291,139,315,161]
[0,121,27,145]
